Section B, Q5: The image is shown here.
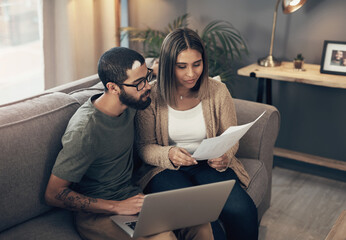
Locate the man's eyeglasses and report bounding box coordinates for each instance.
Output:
[119,68,154,91]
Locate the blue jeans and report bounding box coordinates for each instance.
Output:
[144,161,258,240]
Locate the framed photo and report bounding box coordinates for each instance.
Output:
[320,40,346,76]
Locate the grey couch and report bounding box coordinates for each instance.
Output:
[0,74,280,239]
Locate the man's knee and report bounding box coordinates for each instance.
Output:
[177,223,214,240]
[142,231,177,240]
[196,223,214,240]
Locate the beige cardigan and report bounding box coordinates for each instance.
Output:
[134,78,250,189]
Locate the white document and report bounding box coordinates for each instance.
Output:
[191,111,266,160]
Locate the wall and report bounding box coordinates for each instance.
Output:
[128,0,346,162]
[128,0,186,29]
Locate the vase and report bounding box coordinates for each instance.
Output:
[293,60,304,70]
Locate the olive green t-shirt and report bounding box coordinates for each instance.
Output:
[52,94,141,201]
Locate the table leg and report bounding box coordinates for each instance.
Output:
[266,78,272,105]
[257,78,265,103]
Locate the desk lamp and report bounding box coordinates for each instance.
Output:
[258,0,307,67]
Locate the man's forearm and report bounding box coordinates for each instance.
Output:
[47,187,111,214]
[55,188,97,212]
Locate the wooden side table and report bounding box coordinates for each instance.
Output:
[238,61,346,104]
[237,62,346,171]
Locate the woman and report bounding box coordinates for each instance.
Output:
[135,28,258,240]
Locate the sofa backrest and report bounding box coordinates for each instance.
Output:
[0,92,81,232]
[67,82,104,104]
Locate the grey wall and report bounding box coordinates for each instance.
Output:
[129,0,346,162]
[128,0,187,30]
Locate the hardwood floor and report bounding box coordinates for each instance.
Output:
[259,167,346,240]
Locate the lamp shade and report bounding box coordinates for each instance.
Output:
[283,0,307,14]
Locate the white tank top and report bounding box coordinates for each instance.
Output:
[168,102,207,154]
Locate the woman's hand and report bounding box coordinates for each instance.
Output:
[169,147,197,167]
[207,153,229,171]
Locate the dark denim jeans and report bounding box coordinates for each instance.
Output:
[144,161,258,240]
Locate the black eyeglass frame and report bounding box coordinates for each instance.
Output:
[118,68,154,91]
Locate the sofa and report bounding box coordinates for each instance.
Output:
[0,74,280,239]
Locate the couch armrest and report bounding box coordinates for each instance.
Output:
[234,98,280,166]
[233,99,280,220]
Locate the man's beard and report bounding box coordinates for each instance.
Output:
[119,89,151,110]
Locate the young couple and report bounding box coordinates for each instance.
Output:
[45,28,258,240]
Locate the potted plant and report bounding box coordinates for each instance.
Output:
[293,53,304,70]
[121,14,248,87]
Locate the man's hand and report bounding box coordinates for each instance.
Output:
[110,194,145,215]
[45,174,145,215]
[207,153,229,171]
[168,147,197,167]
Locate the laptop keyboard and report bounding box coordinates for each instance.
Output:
[125,221,137,230]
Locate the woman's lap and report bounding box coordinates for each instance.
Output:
[144,168,195,193]
[144,161,258,239]
[145,161,239,192]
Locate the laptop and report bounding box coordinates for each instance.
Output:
[110,180,235,238]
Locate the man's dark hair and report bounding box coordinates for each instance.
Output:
[98,47,145,91]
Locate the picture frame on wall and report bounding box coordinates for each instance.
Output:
[320,40,346,76]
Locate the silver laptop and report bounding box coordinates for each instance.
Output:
[110,180,235,238]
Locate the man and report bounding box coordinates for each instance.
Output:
[331,50,343,65]
[45,47,213,240]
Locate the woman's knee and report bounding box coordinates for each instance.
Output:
[191,165,239,185]
[221,183,257,221]
[220,191,258,240]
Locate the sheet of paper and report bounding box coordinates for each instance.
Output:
[191,111,266,160]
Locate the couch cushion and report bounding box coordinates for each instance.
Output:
[241,158,268,207]
[0,209,81,240]
[0,92,81,231]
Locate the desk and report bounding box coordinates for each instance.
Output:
[237,62,346,171]
[238,61,346,104]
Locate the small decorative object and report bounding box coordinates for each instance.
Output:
[293,53,304,70]
[320,40,346,76]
